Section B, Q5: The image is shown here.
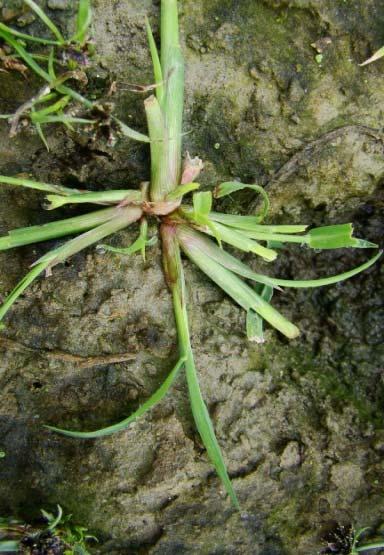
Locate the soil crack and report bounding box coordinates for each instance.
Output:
[0,337,136,368]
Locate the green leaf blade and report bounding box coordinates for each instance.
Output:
[209,222,278,262]
[0,21,60,45]
[45,357,185,438]
[0,28,51,81]
[184,350,240,510]
[24,0,65,44]
[214,182,270,222]
[360,45,384,66]
[308,224,378,250]
[0,261,50,328]
[268,251,382,288]
[0,174,79,195]
[72,0,92,45]
[178,230,299,339]
[0,207,120,251]
[193,191,212,219]
[0,541,19,552]
[208,211,308,233]
[145,16,164,104]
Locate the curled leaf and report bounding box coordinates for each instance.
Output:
[214,181,270,222]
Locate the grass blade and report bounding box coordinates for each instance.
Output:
[241,229,306,243]
[34,120,50,150]
[114,117,150,143]
[246,309,263,342]
[164,227,240,508]
[0,541,19,552]
[193,191,212,219]
[57,83,94,109]
[0,207,119,251]
[208,211,308,233]
[99,219,157,261]
[178,234,299,338]
[166,182,200,201]
[0,175,79,195]
[47,47,56,80]
[45,357,186,438]
[0,28,50,81]
[176,225,277,287]
[185,349,240,509]
[145,17,164,104]
[307,224,377,249]
[204,221,278,262]
[0,21,60,45]
[34,206,142,269]
[0,260,51,328]
[360,45,384,66]
[31,96,70,119]
[0,207,142,327]
[247,285,273,343]
[214,182,270,222]
[24,0,65,44]
[266,251,382,288]
[356,543,384,552]
[176,226,381,290]
[32,115,94,125]
[45,189,141,209]
[72,0,92,45]
[34,92,58,105]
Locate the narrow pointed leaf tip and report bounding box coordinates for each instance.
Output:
[360,45,384,66]
[308,223,378,249]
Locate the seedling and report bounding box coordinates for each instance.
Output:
[349,528,384,554]
[0,0,381,509]
[0,0,148,148]
[322,525,384,554]
[0,505,96,554]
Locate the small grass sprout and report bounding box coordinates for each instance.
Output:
[0,0,381,509]
[322,524,384,554]
[0,505,96,554]
[0,0,149,148]
[349,527,384,554]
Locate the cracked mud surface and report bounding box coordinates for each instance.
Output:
[0,1,383,553]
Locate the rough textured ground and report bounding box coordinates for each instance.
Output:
[0,1,383,554]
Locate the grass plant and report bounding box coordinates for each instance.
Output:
[0,0,149,148]
[349,528,384,554]
[0,505,95,553]
[0,0,381,509]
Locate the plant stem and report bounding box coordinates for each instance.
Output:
[145,95,169,201]
[158,0,184,197]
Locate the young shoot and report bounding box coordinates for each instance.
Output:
[0,0,148,148]
[0,0,381,510]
